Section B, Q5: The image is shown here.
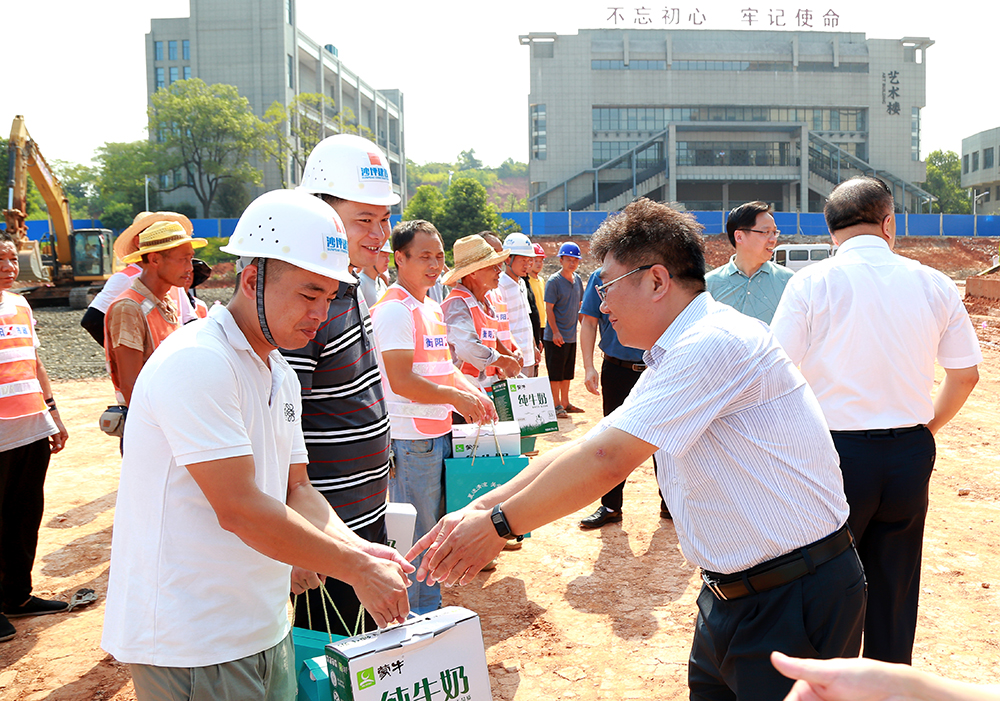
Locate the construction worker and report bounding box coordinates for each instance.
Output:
[81,211,198,346]
[370,220,496,614]
[499,233,539,376]
[441,235,522,389]
[102,190,412,699]
[544,242,585,418]
[480,232,523,372]
[104,222,207,406]
[281,133,399,636]
[0,230,70,643]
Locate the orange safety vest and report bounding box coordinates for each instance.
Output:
[441,287,501,381]
[104,285,182,400]
[372,286,458,436]
[0,291,47,419]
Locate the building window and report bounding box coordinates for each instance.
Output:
[183,66,191,80]
[285,0,294,24]
[168,40,178,61]
[169,66,179,85]
[531,104,547,160]
[972,151,979,172]
[962,154,969,174]
[984,147,994,170]
[911,107,920,162]
[591,59,666,70]
[182,40,190,61]
[156,67,165,90]
[675,141,799,167]
[287,54,295,88]
[593,141,663,168]
[155,41,163,61]
[591,106,866,133]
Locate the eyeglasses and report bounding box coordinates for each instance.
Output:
[596,265,653,302]
[742,228,780,237]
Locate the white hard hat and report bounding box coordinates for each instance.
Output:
[298,134,401,207]
[221,189,356,285]
[502,232,537,258]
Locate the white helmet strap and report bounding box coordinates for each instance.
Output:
[255,258,277,347]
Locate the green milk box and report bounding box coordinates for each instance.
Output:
[325,607,491,701]
[491,378,558,436]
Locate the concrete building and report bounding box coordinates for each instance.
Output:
[520,29,934,213]
[146,0,406,212]
[962,127,1000,216]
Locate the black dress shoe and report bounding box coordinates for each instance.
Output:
[580,506,622,529]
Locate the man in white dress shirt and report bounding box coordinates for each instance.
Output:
[408,198,865,701]
[771,176,981,665]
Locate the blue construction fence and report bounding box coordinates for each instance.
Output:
[23,211,1000,241]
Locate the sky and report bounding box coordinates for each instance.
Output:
[4,0,998,171]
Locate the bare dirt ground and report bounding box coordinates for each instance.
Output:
[2,239,1000,700]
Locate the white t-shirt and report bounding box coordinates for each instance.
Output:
[498,272,535,368]
[371,288,454,441]
[102,305,308,667]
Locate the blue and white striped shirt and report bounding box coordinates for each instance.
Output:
[600,293,848,574]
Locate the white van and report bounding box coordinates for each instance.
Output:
[773,244,833,272]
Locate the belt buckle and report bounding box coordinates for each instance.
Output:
[702,573,729,601]
[631,363,646,372]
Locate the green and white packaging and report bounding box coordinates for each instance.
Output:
[491,378,558,436]
[326,607,490,701]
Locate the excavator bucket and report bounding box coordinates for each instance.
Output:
[17,240,51,282]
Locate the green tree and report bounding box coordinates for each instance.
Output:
[456,149,483,171]
[403,185,446,224]
[920,150,970,214]
[497,158,528,179]
[438,177,510,249]
[94,141,160,218]
[214,179,251,218]
[100,201,135,230]
[261,93,374,189]
[0,138,65,222]
[148,78,265,218]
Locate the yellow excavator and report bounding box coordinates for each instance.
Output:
[4,115,116,307]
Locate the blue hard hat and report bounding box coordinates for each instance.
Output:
[558,241,581,258]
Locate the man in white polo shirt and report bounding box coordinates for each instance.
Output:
[409,198,864,700]
[771,176,981,664]
[102,191,412,700]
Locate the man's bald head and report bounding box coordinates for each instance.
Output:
[824,177,894,234]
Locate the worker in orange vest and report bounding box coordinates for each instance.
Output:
[370,220,496,614]
[104,222,207,406]
[0,230,70,642]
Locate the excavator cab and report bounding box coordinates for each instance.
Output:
[69,228,114,280]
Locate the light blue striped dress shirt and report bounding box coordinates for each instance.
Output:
[593,293,848,574]
[705,257,794,324]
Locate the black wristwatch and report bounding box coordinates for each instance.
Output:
[490,503,524,542]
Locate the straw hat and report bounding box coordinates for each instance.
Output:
[114,211,194,262]
[120,221,208,264]
[442,235,510,286]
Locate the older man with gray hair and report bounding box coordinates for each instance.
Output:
[772,175,981,665]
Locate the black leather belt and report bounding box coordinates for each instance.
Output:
[603,355,646,372]
[701,525,854,601]
[831,424,925,438]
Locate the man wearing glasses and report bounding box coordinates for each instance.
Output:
[705,201,793,324]
[410,198,864,700]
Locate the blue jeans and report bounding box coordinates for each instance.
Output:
[389,435,452,615]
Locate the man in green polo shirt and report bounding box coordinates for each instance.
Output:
[705,201,793,324]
